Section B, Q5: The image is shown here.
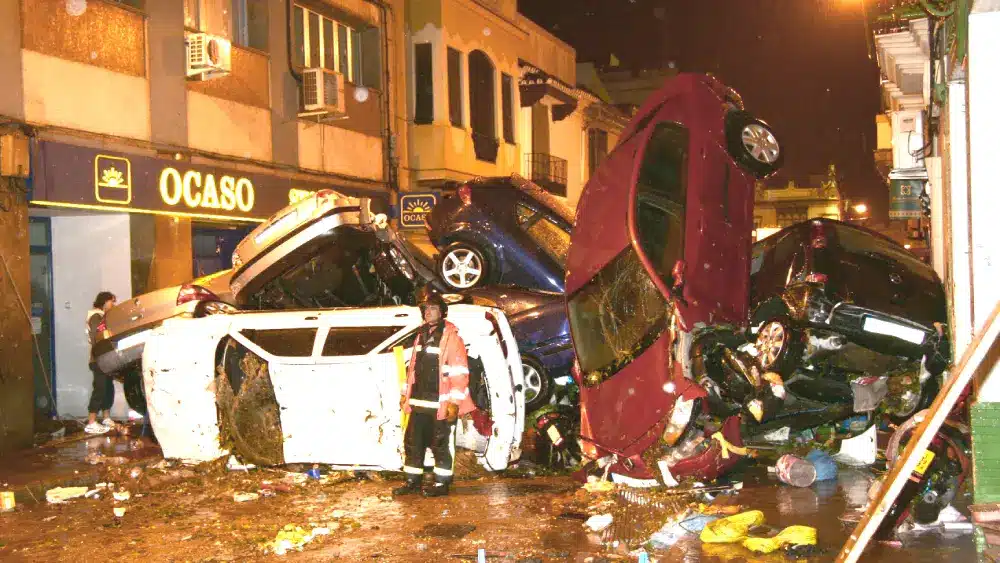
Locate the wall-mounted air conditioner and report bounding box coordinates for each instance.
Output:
[186,33,232,80]
[299,68,347,118]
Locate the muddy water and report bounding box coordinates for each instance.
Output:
[0,460,976,562]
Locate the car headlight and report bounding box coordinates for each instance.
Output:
[662,396,696,447]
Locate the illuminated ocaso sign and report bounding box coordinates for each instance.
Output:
[158,168,255,212]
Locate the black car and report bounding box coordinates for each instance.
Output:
[747,218,950,419]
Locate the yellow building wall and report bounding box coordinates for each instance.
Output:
[297,122,385,181]
[21,50,151,141]
[186,91,272,161]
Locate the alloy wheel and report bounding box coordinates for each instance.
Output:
[756,321,787,369]
[441,249,483,289]
[742,124,781,164]
[523,363,544,405]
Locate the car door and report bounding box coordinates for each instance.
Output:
[231,308,420,469]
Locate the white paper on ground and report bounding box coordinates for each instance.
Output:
[835,425,877,466]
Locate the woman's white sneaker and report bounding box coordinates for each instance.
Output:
[84,421,110,435]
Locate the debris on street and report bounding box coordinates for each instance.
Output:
[44,486,89,504]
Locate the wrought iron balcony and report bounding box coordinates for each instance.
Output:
[525,153,568,197]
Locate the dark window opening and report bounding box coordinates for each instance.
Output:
[414,43,434,125]
[567,247,669,383]
[634,122,688,290]
[587,128,608,177]
[468,50,497,162]
[501,73,514,143]
[240,328,317,357]
[322,326,406,356]
[448,47,463,127]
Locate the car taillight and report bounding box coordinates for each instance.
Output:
[177,284,217,306]
[485,311,508,357]
[458,185,472,205]
[810,220,827,249]
[805,273,828,284]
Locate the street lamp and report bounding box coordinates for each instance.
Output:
[853,203,868,214]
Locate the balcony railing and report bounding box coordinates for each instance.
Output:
[525,153,568,197]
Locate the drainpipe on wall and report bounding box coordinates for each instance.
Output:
[286,0,302,84]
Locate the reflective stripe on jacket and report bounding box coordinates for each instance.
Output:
[402,320,476,420]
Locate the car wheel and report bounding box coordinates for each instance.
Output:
[754,318,801,376]
[726,111,783,179]
[438,242,490,290]
[122,366,147,417]
[887,373,941,426]
[522,356,553,412]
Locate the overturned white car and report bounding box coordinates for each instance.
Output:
[142,304,525,471]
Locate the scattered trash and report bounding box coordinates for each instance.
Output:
[701,510,817,555]
[582,478,614,494]
[306,464,322,480]
[227,455,256,472]
[478,548,486,563]
[42,515,57,522]
[45,486,89,504]
[129,466,143,480]
[805,449,838,481]
[679,514,720,533]
[649,521,690,549]
[113,506,127,518]
[775,454,816,487]
[234,492,260,502]
[267,524,328,555]
[112,490,131,502]
[50,427,66,439]
[585,514,613,532]
[1,490,15,512]
[834,425,877,466]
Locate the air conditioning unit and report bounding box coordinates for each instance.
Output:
[186,33,232,79]
[299,68,347,117]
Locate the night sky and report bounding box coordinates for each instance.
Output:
[519,0,888,222]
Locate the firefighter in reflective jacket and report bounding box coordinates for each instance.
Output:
[393,293,476,497]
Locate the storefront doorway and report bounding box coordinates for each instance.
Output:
[192,223,252,278]
[29,217,55,417]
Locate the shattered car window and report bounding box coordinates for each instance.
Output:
[322,326,406,356]
[634,122,688,288]
[525,216,571,268]
[567,247,669,385]
[240,328,318,357]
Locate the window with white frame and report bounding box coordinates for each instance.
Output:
[184,0,268,51]
[292,4,365,85]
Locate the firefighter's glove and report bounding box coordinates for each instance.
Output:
[446,403,459,423]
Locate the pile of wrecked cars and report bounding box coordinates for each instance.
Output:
[564,73,963,528]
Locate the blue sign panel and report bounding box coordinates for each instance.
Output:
[399,192,438,228]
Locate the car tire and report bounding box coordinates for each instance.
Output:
[522,356,553,412]
[725,111,783,179]
[887,373,941,426]
[122,365,147,417]
[754,317,801,377]
[437,242,492,290]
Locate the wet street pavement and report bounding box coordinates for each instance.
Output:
[0,430,976,562]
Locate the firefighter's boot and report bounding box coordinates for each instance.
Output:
[423,479,450,497]
[392,475,422,496]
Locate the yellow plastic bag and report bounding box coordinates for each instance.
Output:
[394,346,409,432]
[743,525,817,554]
[699,510,765,543]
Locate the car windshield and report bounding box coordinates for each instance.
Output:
[244,225,402,310]
[634,122,688,289]
[833,224,936,282]
[567,246,670,385]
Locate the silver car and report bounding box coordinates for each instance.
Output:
[92,190,364,381]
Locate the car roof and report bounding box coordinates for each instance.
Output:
[464,175,576,225]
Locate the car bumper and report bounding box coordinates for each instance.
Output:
[94,330,152,375]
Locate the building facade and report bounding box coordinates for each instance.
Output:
[404,0,628,207]
[752,168,843,241]
[0,0,404,450]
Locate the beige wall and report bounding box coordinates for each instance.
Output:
[550,107,585,204]
[187,91,272,161]
[297,122,384,181]
[0,0,24,119]
[21,50,151,140]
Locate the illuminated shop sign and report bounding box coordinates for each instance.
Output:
[30,142,385,222]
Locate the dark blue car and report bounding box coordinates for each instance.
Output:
[426,176,574,293]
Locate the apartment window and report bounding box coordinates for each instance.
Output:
[414,43,434,125]
[469,50,498,162]
[501,73,514,144]
[292,4,365,84]
[587,128,609,177]
[185,0,268,51]
[447,47,463,127]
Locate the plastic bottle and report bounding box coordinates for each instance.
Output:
[775,455,817,487]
